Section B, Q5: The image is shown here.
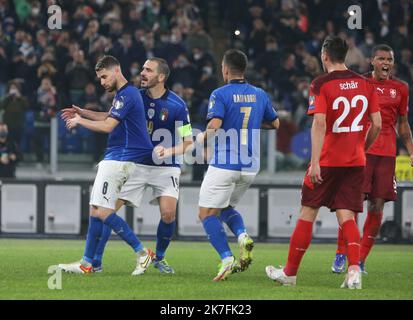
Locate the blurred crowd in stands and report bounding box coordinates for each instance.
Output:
[0,0,412,174]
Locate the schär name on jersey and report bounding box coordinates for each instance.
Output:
[233,94,257,103]
[339,81,359,90]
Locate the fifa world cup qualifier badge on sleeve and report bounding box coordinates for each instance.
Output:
[114,97,125,109]
[308,95,315,110]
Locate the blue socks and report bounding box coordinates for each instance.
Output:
[202,215,232,259]
[92,224,112,268]
[83,216,103,264]
[104,213,143,253]
[156,220,176,260]
[219,207,246,237]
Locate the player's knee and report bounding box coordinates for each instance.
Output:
[198,208,218,221]
[368,199,385,213]
[91,206,112,221]
[90,206,99,218]
[198,210,208,221]
[299,206,318,222]
[160,210,176,223]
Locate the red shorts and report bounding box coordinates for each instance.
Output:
[363,154,397,202]
[301,166,365,212]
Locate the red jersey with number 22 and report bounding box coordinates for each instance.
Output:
[307,70,379,167]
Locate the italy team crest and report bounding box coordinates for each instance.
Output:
[160,108,169,121]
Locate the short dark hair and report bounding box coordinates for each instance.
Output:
[371,44,393,57]
[322,36,349,63]
[95,55,120,71]
[223,49,248,74]
[148,57,170,81]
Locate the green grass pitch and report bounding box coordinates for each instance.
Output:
[0,239,412,300]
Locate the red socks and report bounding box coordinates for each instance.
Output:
[284,219,313,276]
[336,212,359,255]
[336,225,347,255]
[341,219,361,267]
[360,212,383,262]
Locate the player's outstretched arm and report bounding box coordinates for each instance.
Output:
[154,139,193,159]
[397,115,413,166]
[66,113,119,133]
[61,105,108,121]
[365,111,382,151]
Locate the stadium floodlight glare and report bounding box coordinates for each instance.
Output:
[234,30,241,36]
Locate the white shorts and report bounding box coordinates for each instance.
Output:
[90,160,136,210]
[199,166,256,208]
[119,164,181,207]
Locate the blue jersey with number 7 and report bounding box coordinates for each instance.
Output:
[206,79,278,172]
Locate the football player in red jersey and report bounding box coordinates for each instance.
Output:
[266,36,382,289]
[332,44,413,274]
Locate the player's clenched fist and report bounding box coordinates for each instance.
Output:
[153,145,172,159]
[308,163,323,185]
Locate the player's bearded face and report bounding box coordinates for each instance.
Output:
[140,73,159,88]
[140,61,162,89]
[97,69,117,92]
[372,50,394,80]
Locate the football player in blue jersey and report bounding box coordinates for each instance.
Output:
[61,58,193,274]
[58,55,156,275]
[196,49,280,281]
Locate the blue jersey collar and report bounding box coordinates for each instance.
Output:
[229,79,246,84]
[117,82,131,93]
[144,87,169,100]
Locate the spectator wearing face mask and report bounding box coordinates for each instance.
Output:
[165,27,187,66]
[129,62,141,82]
[169,54,197,88]
[254,36,281,82]
[0,123,20,178]
[0,81,29,146]
[360,31,376,58]
[33,77,56,164]
[192,62,218,125]
[189,47,216,83]
[185,19,213,53]
[64,49,93,105]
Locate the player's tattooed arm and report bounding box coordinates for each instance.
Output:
[398,115,413,165]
